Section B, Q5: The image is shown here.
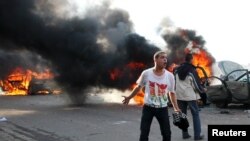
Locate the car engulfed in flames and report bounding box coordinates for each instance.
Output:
[0,67,61,96]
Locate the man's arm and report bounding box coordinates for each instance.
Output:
[168,92,180,112]
[122,85,142,105]
[189,69,205,93]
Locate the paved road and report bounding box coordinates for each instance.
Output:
[0,94,249,141]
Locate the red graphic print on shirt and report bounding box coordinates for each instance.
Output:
[149,81,167,96]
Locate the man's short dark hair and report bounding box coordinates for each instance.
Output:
[185,53,193,62]
[154,51,166,60]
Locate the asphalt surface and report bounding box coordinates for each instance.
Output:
[1,93,250,141]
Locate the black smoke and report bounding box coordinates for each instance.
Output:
[0,49,51,79]
[162,28,215,68]
[0,0,159,104]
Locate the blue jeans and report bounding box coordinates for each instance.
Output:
[139,105,171,141]
[177,100,201,138]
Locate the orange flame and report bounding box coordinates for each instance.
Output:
[110,68,121,81]
[109,62,146,80]
[32,68,54,79]
[131,84,144,106]
[192,50,213,78]
[167,63,178,73]
[1,67,55,95]
[109,62,146,105]
[126,62,145,70]
[1,67,31,95]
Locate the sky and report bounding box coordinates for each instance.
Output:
[74,0,250,66]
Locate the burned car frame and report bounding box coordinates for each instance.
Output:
[206,69,250,108]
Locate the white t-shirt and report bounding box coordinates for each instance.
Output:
[136,68,175,107]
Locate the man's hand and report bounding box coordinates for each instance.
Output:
[122,85,141,105]
[203,88,207,92]
[173,107,181,112]
[122,96,131,105]
[169,92,181,112]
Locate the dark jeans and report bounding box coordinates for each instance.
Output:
[139,105,171,141]
[199,92,207,105]
[177,100,201,138]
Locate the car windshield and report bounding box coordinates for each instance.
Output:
[225,69,247,81]
[236,73,250,82]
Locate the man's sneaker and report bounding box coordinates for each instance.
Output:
[194,134,204,140]
[183,134,191,139]
[182,132,191,139]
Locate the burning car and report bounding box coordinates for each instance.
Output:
[28,78,53,95]
[0,67,60,95]
[206,66,250,108]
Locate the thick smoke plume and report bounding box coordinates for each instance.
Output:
[0,0,159,104]
[0,49,51,79]
[161,28,215,71]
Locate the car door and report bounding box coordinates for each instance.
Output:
[206,76,229,103]
[225,70,249,102]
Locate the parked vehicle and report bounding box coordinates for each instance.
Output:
[206,69,250,108]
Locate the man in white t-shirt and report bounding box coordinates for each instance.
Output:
[122,51,180,141]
